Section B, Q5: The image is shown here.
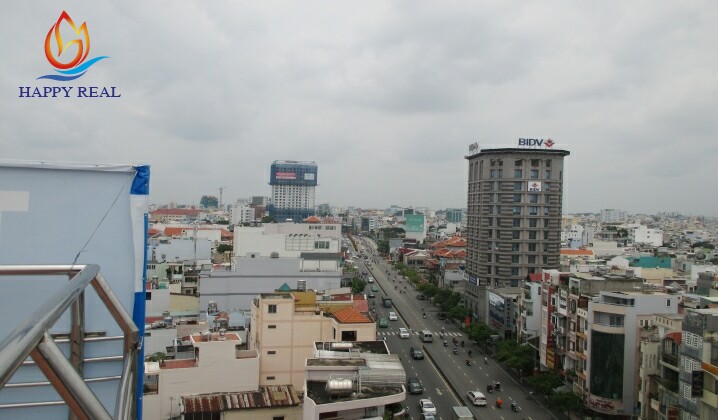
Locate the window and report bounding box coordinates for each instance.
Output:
[529,194,538,203]
[511,267,519,276]
[511,243,520,252]
[515,159,523,166]
[267,350,276,355]
[512,255,520,263]
[546,159,551,167]
[529,231,537,240]
[529,219,538,228]
[315,241,329,249]
[544,207,550,216]
[543,256,549,264]
[531,159,540,167]
[529,206,538,215]
[513,194,521,202]
[513,218,521,227]
[487,266,492,274]
[487,241,493,251]
[266,376,276,380]
[528,255,536,263]
[531,170,539,179]
[273,416,285,420]
[487,253,492,262]
[529,243,537,251]
[544,195,550,204]
[545,182,551,191]
[544,219,550,228]
[268,304,277,314]
[512,206,521,215]
[146,292,152,300]
[514,169,522,178]
[514,181,522,191]
[513,231,520,239]
[543,244,549,252]
[544,231,550,240]
[488,229,493,238]
[545,170,551,179]
[667,299,672,307]
[490,169,496,178]
[268,325,277,329]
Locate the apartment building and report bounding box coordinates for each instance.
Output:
[584,291,679,417]
[251,292,376,390]
[304,341,406,420]
[679,308,718,420]
[268,160,318,222]
[465,143,570,324]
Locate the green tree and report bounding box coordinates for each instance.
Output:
[549,392,583,416]
[261,215,276,223]
[351,277,367,295]
[527,371,564,395]
[216,244,233,254]
[377,240,389,254]
[145,352,167,362]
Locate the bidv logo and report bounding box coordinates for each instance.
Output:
[518,138,555,148]
[19,11,120,98]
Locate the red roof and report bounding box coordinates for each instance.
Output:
[304,216,322,223]
[332,307,371,324]
[665,332,682,344]
[432,236,467,249]
[148,228,162,237]
[153,208,201,216]
[560,249,595,256]
[527,273,551,282]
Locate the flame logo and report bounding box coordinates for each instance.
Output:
[38,11,108,81]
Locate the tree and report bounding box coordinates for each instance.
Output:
[216,244,233,254]
[145,352,167,362]
[261,215,276,223]
[527,371,564,395]
[495,341,535,373]
[351,277,367,295]
[549,392,583,416]
[377,240,389,255]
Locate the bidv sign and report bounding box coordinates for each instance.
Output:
[518,138,555,148]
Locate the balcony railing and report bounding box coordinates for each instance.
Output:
[662,352,679,367]
[0,265,139,420]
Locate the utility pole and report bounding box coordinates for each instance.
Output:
[218,186,227,210]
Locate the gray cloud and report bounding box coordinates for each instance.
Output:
[1,1,717,215]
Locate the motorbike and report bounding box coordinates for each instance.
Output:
[461,340,465,347]
[496,398,503,408]
[468,350,472,357]
[511,402,519,412]
[465,359,471,366]
[484,357,488,364]
[486,384,493,393]
[494,382,501,391]
[443,340,448,347]
[422,314,426,319]
[453,347,458,355]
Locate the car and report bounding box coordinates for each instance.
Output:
[417,294,426,300]
[466,390,488,406]
[367,292,376,298]
[379,317,388,328]
[371,285,379,292]
[437,312,447,320]
[407,377,423,394]
[398,328,410,338]
[368,277,374,283]
[419,414,436,420]
[419,399,437,415]
[388,311,397,321]
[410,346,424,359]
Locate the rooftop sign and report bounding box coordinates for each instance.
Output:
[518,138,555,148]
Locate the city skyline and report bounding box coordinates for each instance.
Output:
[3,2,717,216]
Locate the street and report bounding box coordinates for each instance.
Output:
[355,237,556,420]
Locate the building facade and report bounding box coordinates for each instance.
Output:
[268,160,318,222]
[465,144,570,323]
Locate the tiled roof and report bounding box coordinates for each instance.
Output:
[560,249,595,256]
[164,227,187,237]
[665,332,682,344]
[332,306,371,324]
[147,228,162,237]
[527,273,550,282]
[304,216,322,223]
[153,208,201,216]
[431,236,467,249]
[182,385,300,414]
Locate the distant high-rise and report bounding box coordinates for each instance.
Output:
[600,208,626,223]
[268,160,317,222]
[464,142,569,323]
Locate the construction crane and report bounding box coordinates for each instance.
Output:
[218,186,227,210]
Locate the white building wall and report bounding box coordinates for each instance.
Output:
[633,226,664,247]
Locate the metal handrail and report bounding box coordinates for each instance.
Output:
[0,265,139,420]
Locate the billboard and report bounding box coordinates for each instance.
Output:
[270,161,317,186]
[404,214,425,233]
[0,161,149,419]
[275,171,296,180]
[528,181,542,192]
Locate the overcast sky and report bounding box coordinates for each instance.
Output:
[2,1,717,216]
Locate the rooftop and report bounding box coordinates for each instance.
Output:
[182,385,300,414]
[191,332,241,342]
[306,380,403,405]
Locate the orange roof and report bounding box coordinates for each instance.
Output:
[332,307,371,324]
[164,227,187,237]
[153,208,201,216]
[148,228,162,237]
[560,249,595,256]
[304,216,322,223]
[665,332,682,344]
[431,236,467,249]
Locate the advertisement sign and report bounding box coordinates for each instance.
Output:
[528,181,542,192]
[304,173,315,180]
[276,171,296,180]
[404,214,425,233]
[469,275,477,285]
[518,138,555,149]
[488,292,505,311]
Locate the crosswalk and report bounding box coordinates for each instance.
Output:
[377,330,463,337]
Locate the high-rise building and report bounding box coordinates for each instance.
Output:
[600,208,626,223]
[464,142,569,323]
[268,160,317,222]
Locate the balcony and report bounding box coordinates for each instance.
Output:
[661,352,679,367]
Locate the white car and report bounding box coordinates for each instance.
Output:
[399,328,410,338]
[367,277,374,283]
[419,399,437,415]
[466,390,488,406]
[388,311,398,321]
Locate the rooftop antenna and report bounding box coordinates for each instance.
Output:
[218,186,227,210]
